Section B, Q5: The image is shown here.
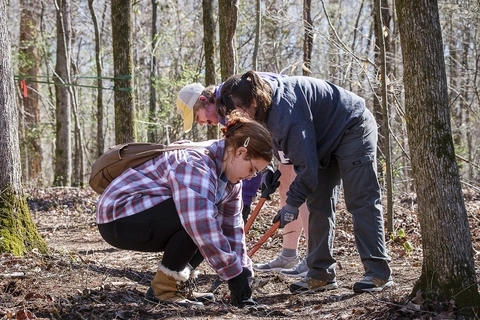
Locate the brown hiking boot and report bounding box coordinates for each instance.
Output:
[145,265,203,306]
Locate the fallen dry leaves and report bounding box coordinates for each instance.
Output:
[1,187,479,319]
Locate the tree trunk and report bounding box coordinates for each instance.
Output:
[111,0,136,144]
[374,0,393,233]
[326,0,339,80]
[396,0,480,316]
[19,0,42,185]
[373,0,392,156]
[71,74,84,187]
[218,0,238,80]
[88,0,105,156]
[252,0,261,70]
[0,0,48,255]
[303,0,313,76]
[147,0,158,143]
[348,0,365,92]
[54,0,72,187]
[203,0,218,140]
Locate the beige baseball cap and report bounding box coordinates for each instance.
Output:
[176,83,205,133]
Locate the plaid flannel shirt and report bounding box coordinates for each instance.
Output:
[96,140,251,280]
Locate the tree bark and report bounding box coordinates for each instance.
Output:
[203,0,218,140]
[252,0,261,70]
[303,0,313,76]
[372,0,391,153]
[396,0,480,315]
[326,0,339,80]
[373,0,393,233]
[111,0,136,144]
[148,0,159,143]
[0,0,48,255]
[71,66,84,187]
[54,0,72,186]
[218,0,238,80]
[19,0,42,184]
[203,0,216,86]
[88,0,105,156]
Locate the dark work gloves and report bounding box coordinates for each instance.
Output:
[227,268,253,307]
[260,168,282,199]
[242,204,251,223]
[273,204,299,228]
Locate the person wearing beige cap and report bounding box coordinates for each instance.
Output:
[176,73,287,133]
[176,83,220,133]
[176,81,262,224]
[176,74,311,285]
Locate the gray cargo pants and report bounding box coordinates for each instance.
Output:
[306,108,392,282]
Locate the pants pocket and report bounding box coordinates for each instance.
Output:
[339,154,378,198]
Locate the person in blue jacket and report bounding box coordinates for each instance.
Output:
[176,73,288,223]
[177,77,311,275]
[215,70,393,294]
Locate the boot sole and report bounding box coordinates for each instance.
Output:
[353,280,394,293]
[290,282,338,294]
[280,271,308,278]
[144,288,204,306]
[144,296,204,307]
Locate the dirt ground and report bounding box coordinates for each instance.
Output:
[1,186,480,319]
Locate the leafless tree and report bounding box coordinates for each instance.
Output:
[111,0,135,144]
[53,0,72,186]
[88,0,105,156]
[18,0,42,184]
[303,0,313,75]
[203,0,218,140]
[374,0,394,232]
[218,0,238,80]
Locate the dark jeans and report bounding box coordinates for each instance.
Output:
[97,198,204,272]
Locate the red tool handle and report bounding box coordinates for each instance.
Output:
[244,197,267,234]
[247,221,280,257]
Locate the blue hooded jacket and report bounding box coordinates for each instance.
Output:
[262,76,365,208]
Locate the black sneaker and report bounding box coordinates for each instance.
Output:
[353,276,394,293]
[290,277,338,294]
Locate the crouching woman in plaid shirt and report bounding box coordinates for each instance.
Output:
[96,111,273,307]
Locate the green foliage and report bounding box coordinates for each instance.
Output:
[16,29,52,73]
[19,122,54,150]
[390,228,413,254]
[17,49,37,70]
[135,65,211,144]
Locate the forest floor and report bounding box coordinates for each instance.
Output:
[1,186,480,319]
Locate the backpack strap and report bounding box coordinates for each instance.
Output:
[165,141,216,162]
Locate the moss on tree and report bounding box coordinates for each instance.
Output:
[411,263,480,318]
[0,188,48,255]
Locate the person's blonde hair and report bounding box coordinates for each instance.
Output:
[221,110,273,162]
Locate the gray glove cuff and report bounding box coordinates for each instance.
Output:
[284,204,299,213]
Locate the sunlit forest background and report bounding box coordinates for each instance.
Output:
[6,0,479,193]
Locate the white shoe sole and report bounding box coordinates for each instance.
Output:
[353,280,394,293]
[253,266,285,272]
[280,270,308,278]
